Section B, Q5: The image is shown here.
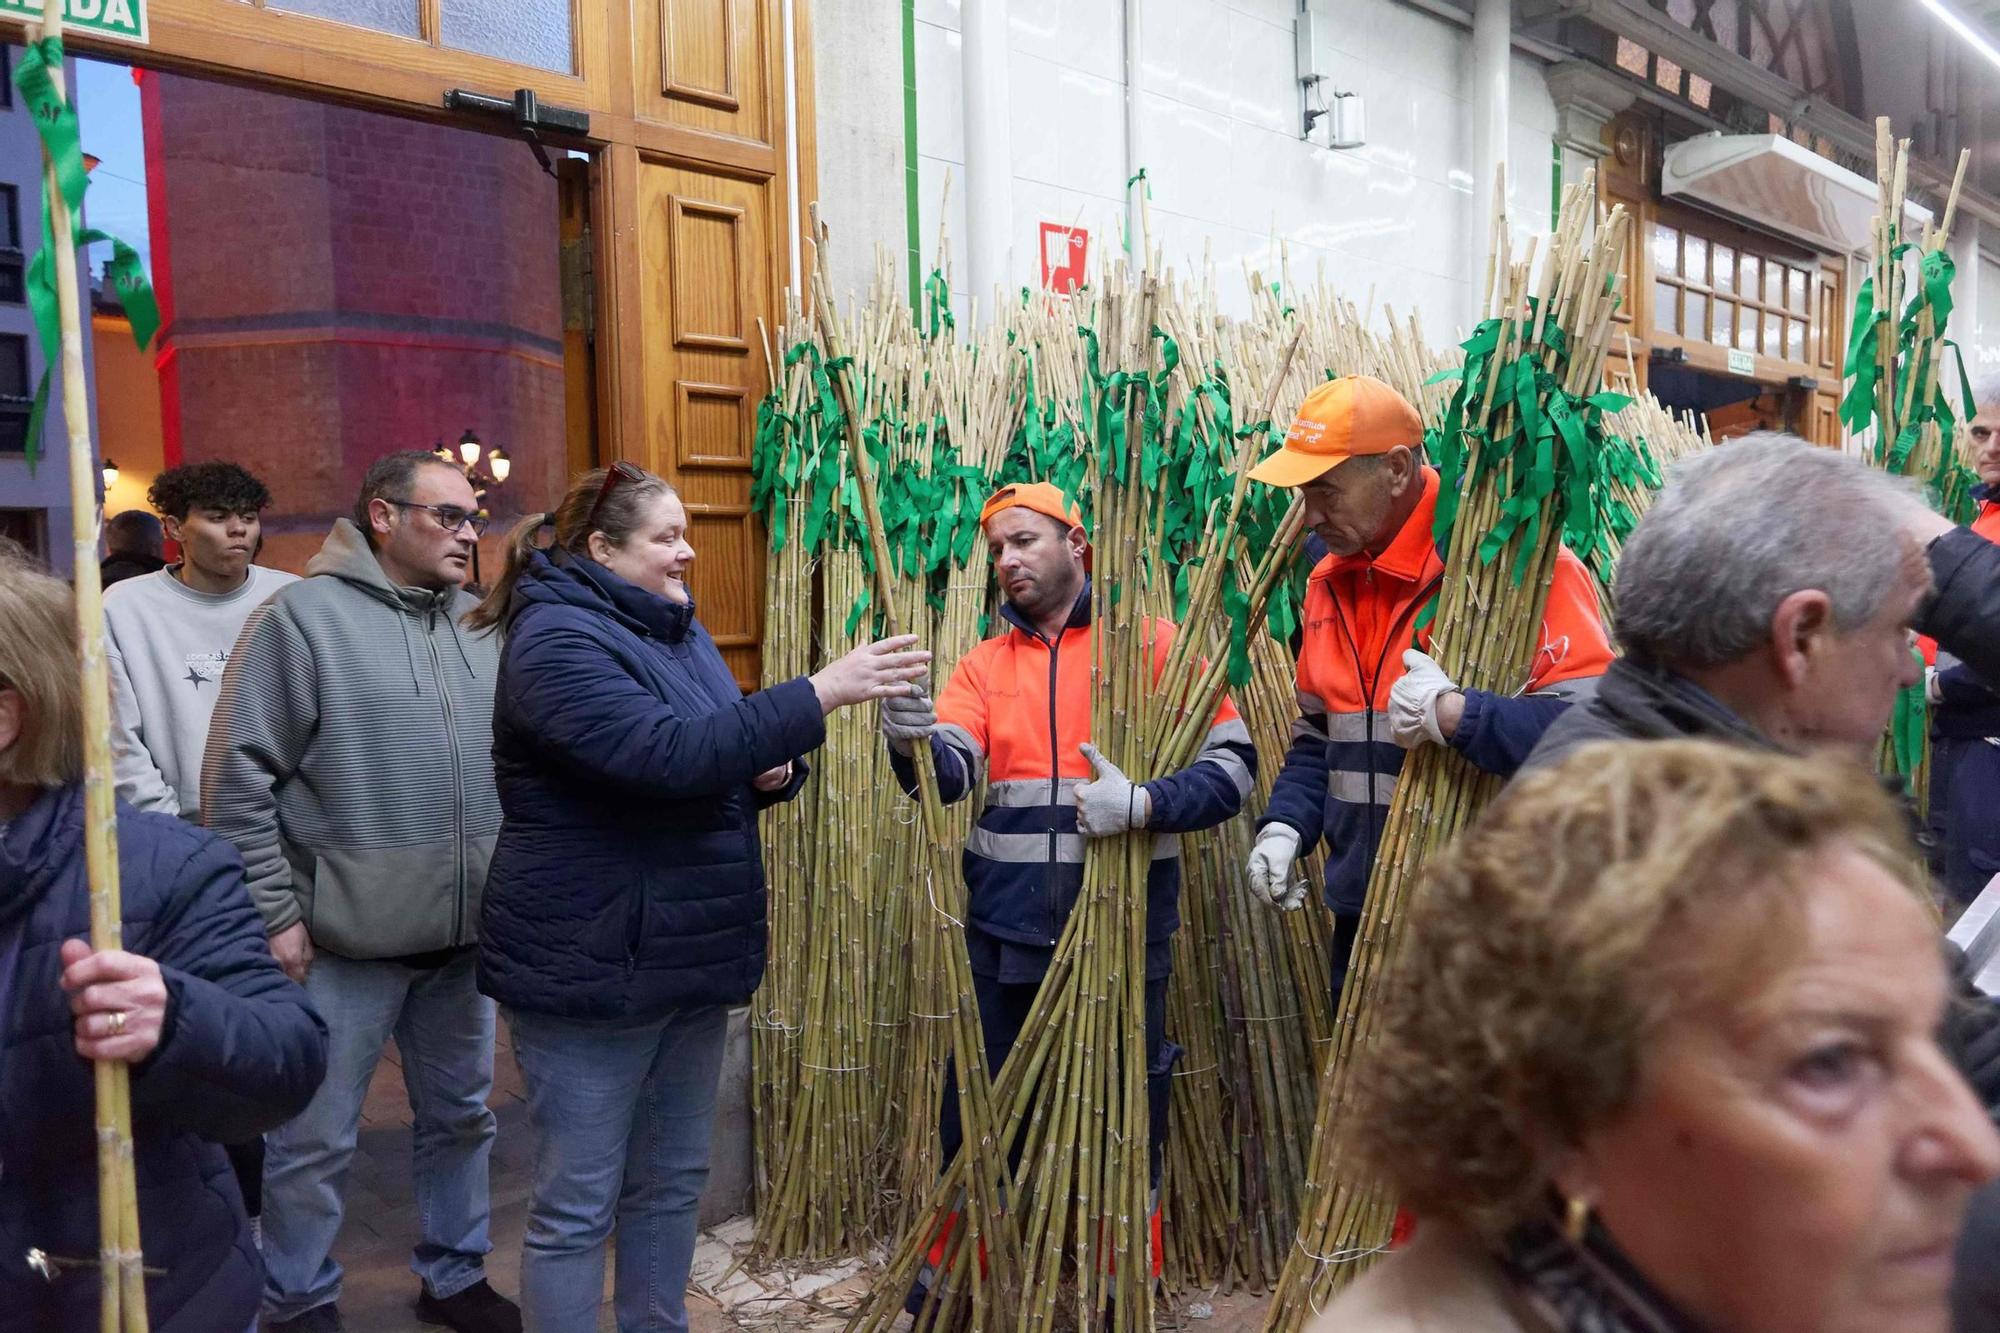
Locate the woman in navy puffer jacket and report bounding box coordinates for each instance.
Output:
[468,463,927,1333]
[0,557,327,1332]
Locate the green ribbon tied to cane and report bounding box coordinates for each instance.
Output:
[14,37,161,468]
[1888,645,1928,785]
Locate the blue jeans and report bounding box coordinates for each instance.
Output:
[508,1004,730,1333]
[261,948,498,1320]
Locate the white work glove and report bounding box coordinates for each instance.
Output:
[1246,823,1304,911]
[1388,649,1460,750]
[879,678,937,755]
[1075,742,1150,837]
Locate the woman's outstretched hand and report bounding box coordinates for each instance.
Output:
[810,634,931,714]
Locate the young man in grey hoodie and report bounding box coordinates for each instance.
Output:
[104,461,296,819]
[204,451,518,1333]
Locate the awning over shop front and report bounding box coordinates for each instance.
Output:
[1661,133,1934,255]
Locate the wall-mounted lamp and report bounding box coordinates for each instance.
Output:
[101,457,119,490]
[1297,9,1364,149]
[1324,92,1366,149]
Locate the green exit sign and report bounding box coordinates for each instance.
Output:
[0,0,148,45]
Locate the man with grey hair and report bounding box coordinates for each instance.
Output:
[1523,430,2000,1333]
[205,451,518,1332]
[1528,431,1932,766]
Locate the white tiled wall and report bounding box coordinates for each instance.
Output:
[888,0,1561,340]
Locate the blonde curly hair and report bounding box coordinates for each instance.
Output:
[1353,738,1924,1241]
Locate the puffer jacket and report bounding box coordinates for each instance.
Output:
[1925,490,2000,905]
[478,550,823,1021]
[1923,524,2000,685]
[0,785,328,1331]
[1930,486,2000,742]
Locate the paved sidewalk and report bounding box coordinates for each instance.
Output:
[327,1021,1272,1331]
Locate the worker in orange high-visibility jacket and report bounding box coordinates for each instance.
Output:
[1926,396,2000,907]
[1245,375,1614,1006]
[879,481,1258,1302]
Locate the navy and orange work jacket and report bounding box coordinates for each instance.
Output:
[891,584,1256,957]
[1261,467,1613,915]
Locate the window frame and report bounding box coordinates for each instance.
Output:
[1644,206,1825,374]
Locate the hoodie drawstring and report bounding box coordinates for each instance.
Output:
[400,613,423,694]
[445,605,477,677]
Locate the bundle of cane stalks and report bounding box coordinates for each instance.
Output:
[751,231,1024,1282]
[1267,173,1633,1329]
[844,253,1318,1328]
[748,206,1457,1308]
[1582,379,1712,620]
[1159,295,1452,1293]
[1839,118,1976,800]
[1845,118,1977,516]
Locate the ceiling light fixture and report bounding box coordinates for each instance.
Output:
[1921,0,2000,75]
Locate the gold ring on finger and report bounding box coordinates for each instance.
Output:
[106,1010,126,1036]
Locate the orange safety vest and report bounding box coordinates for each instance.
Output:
[1274,467,1612,914]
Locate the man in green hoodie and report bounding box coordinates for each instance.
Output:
[204,451,517,1333]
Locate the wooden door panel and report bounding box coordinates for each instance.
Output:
[676,381,755,470]
[664,0,741,111]
[638,159,773,685]
[669,198,752,351]
[639,0,772,144]
[686,505,759,650]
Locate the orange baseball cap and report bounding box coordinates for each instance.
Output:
[1247,374,1425,488]
[978,481,1083,531]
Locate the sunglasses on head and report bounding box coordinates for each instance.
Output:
[585,461,647,532]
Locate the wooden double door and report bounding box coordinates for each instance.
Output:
[31,0,805,686]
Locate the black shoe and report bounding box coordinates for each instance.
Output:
[268,1305,342,1333]
[415,1280,522,1333]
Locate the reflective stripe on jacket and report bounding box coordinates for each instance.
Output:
[1262,467,1613,915]
[892,584,1257,950]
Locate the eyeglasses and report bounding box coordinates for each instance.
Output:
[385,499,490,537]
[585,461,647,533]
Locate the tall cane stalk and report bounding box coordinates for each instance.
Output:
[37,3,147,1325]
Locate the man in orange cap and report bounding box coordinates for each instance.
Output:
[1245,375,1612,1003]
[881,480,1257,1299]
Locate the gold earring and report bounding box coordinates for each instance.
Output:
[1563,1195,1591,1244]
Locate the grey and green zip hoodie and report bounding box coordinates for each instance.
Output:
[201,519,503,959]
